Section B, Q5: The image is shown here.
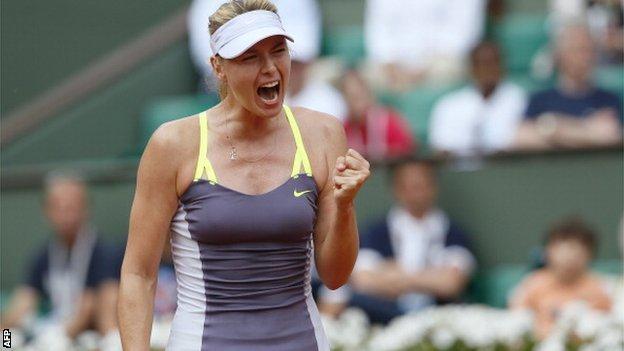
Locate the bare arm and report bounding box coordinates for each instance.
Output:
[313,117,370,290]
[0,287,38,329]
[96,280,120,335]
[514,110,622,150]
[351,266,407,299]
[403,267,469,300]
[64,290,96,338]
[118,124,181,350]
[352,261,469,300]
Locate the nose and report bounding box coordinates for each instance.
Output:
[260,54,278,75]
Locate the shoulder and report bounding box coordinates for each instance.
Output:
[148,115,197,152]
[521,269,552,289]
[445,220,472,249]
[29,243,50,271]
[291,106,346,150]
[360,217,392,250]
[141,114,199,170]
[292,106,344,134]
[432,86,476,115]
[500,81,527,99]
[528,88,558,102]
[437,86,475,106]
[592,88,621,103]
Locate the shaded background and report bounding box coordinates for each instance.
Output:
[1,0,622,305]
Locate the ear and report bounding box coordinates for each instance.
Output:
[210,56,226,82]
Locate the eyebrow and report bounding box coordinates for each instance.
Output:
[244,41,286,55]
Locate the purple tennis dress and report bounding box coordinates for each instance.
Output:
[166,105,330,350]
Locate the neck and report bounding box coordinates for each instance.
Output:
[218,97,281,140]
[559,74,591,95]
[60,230,80,249]
[478,83,498,99]
[406,206,429,219]
[551,269,585,286]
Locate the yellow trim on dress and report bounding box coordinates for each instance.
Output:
[193,112,218,183]
[283,105,313,177]
[193,106,311,183]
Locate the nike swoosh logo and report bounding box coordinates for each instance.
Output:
[293,189,312,197]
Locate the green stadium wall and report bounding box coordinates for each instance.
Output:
[2,150,622,290]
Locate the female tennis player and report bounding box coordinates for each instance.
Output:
[117,0,370,349]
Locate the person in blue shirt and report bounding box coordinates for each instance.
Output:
[0,171,122,344]
[514,21,622,150]
[319,157,476,324]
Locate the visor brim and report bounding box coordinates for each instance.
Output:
[218,27,294,59]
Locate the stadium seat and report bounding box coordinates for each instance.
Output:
[468,259,622,308]
[592,259,624,276]
[594,65,624,106]
[470,265,530,308]
[508,73,551,94]
[395,83,462,144]
[492,13,550,74]
[139,94,219,149]
[321,25,365,64]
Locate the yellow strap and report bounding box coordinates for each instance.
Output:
[193,112,218,183]
[283,105,312,177]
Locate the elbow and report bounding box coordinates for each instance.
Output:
[324,280,347,291]
[320,273,351,290]
[437,276,468,300]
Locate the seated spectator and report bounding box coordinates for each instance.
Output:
[341,69,416,161]
[514,22,622,150]
[550,0,623,65]
[510,217,612,339]
[363,0,485,91]
[429,41,527,156]
[188,0,347,120]
[319,157,475,324]
[0,171,122,345]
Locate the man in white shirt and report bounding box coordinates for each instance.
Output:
[364,0,485,90]
[188,0,347,120]
[318,158,476,324]
[429,42,527,156]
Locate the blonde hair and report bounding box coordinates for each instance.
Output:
[209,0,279,100]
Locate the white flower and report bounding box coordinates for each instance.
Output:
[32,325,73,351]
[321,308,370,351]
[536,331,566,351]
[150,317,172,349]
[75,330,100,350]
[574,309,609,340]
[430,327,455,349]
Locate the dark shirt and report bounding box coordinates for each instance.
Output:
[524,87,623,123]
[360,217,472,260]
[25,236,122,301]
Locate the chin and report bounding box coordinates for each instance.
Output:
[253,97,284,117]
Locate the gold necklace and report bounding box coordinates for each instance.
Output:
[223,114,280,163]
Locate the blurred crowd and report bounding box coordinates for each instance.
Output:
[1,0,623,349]
[189,0,623,160]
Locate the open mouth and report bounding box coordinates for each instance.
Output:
[257,81,280,104]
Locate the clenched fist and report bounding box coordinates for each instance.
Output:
[333,148,371,207]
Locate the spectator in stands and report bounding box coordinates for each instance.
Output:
[319,158,475,324]
[429,41,527,156]
[363,0,485,91]
[0,171,121,345]
[188,0,347,119]
[550,0,623,64]
[341,69,416,161]
[514,22,622,150]
[510,217,612,339]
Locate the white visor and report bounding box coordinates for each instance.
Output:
[210,10,294,59]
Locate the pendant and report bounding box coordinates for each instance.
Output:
[229,147,237,160]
